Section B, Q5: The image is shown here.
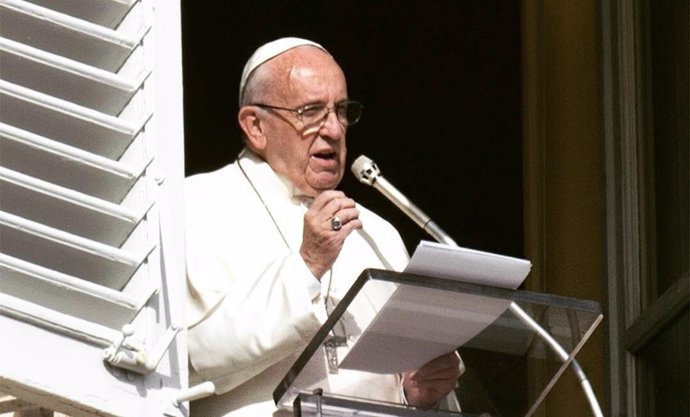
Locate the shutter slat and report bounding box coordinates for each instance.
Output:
[0,211,151,290]
[0,292,119,347]
[0,167,149,246]
[24,0,137,29]
[0,0,145,71]
[0,37,147,115]
[0,80,146,159]
[0,123,149,203]
[1,254,153,328]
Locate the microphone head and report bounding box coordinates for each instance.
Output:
[351,155,381,186]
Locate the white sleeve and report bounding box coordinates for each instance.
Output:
[184,167,329,394]
[187,250,328,394]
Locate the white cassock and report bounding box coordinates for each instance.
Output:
[184,148,411,417]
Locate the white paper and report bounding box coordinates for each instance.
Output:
[339,241,532,374]
[405,241,531,289]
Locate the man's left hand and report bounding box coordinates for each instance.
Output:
[403,351,464,409]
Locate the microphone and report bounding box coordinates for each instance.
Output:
[351,155,457,246]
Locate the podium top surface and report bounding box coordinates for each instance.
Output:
[274,268,602,417]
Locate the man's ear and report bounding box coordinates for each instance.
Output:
[238,106,267,150]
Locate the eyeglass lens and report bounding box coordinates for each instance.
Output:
[308,102,361,126]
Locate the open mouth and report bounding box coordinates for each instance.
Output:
[313,151,336,161]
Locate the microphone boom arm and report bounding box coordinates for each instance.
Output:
[350,155,456,246]
[370,175,457,246]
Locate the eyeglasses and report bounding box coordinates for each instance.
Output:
[252,100,363,127]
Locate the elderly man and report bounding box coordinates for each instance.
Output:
[185,37,462,416]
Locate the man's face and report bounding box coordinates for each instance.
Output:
[258,48,349,197]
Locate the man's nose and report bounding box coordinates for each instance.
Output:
[318,110,345,137]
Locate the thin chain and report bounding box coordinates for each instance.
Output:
[237,154,291,250]
[324,269,334,315]
[238,153,346,356]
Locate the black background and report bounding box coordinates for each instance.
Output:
[181,1,524,258]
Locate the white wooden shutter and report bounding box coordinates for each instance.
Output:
[0,1,188,416]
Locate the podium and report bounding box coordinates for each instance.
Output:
[273,268,602,417]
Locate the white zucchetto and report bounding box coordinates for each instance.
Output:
[239,37,329,105]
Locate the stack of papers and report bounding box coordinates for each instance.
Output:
[340,241,532,374]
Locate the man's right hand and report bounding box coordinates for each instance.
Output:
[300,190,362,279]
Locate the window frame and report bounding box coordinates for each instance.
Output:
[601,0,690,415]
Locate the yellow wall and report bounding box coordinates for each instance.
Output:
[522,1,605,415]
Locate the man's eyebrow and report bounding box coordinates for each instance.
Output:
[300,101,325,108]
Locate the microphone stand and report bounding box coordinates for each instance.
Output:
[351,156,604,417]
[366,173,457,246]
[350,155,457,246]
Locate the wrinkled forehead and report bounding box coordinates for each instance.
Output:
[243,50,347,108]
[277,48,345,88]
